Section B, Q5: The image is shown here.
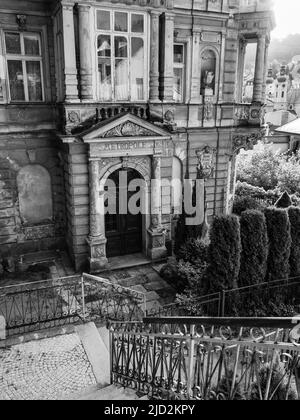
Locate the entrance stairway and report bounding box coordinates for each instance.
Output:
[68,384,148,400]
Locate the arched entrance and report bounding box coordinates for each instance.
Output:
[104,168,143,258]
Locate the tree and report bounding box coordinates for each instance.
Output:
[265,208,291,281]
[206,215,241,292]
[239,210,268,287]
[288,207,300,278]
[236,143,281,191]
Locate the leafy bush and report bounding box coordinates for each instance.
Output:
[177,237,209,265]
[265,208,292,281]
[275,191,292,208]
[288,206,300,278]
[239,210,268,287]
[250,363,298,400]
[233,182,300,215]
[237,143,300,195]
[206,215,241,292]
[237,143,281,190]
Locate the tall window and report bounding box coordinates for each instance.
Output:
[96,10,147,102]
[173,44,185,103]
[4,32,44,102]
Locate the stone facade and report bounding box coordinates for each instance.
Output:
[0,0,275,271]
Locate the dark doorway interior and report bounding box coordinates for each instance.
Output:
[105,168,143,258]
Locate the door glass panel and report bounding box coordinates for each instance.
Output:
[114,12,128,32]
[131,38,144,101]
[24,34,40,56]
[174,44,184,63]
[174,67,183,103]
[97,10,111,31]
[131,14,144,33]
[26,61,43,101]
[114,36,128,58]
[115,59,129,100]
[7,60,25,101]
[5,33,21,54]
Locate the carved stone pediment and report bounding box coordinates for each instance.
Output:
[103,122,156,138]
[81,113,171,142]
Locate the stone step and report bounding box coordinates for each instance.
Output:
[77,385,147,401]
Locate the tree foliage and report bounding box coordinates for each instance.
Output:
[288,206,300,278]
[239,210,268,287]
[206,215,241,292]
[265,208,292,281]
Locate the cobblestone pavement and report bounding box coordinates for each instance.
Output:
[0,334,96,400]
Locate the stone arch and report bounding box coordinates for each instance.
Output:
[199,46,220,97]
[17,164,53,225]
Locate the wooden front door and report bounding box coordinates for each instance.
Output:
[105,168,143,258]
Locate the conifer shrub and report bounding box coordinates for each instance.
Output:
[288,206,300,278]
[206,215,241,292]
[265,207,291,281]
[239,210,268,287]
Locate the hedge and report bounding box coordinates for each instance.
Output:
[239,210,268,287]
[265,207,292,281]
[206,215,241,292]
[288,206,300,278]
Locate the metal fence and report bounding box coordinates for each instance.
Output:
[147,276,300,318]
[110,317,300,400]
[0,273,146,337]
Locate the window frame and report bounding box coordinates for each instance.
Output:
[95,8,148,103]
[173,43,186,103]
[4,31,45,103]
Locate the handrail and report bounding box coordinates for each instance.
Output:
[143,316,300,328]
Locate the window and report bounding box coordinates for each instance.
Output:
[173,44,185,103]
[200,49,216,97]
[96,10,146,102]
[4,32,44,102]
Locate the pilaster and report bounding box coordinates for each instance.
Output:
[78,4,93,101]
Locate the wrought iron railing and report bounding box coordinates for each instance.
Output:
[0,273,146,337]
[109,317,300,400]
[147,277,300,319]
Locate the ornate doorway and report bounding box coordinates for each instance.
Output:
[105,168,143,258]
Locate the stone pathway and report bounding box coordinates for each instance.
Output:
[0,334,96,400]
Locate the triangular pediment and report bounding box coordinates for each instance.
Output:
[81,113,171,142]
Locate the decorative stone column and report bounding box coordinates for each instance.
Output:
[160,12,174,102]
[253,34,266,103]
[147,155,167,260]
[87,160,108,272]
[149,11,160,102]
[236,38,247,102]
[261,39,270,102]
[190,31,201,103]
[61,1,79,101]
[78,4,93,101]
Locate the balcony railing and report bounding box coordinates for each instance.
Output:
[110,317,300,400]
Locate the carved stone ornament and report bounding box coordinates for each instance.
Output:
[16,15,27,30]
[103,122,156,138]
[232,129,266,153]
[68,110,80,124]
[23,225,55,241]
[196,145,216,179]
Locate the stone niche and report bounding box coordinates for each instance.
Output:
[17,164,53,226]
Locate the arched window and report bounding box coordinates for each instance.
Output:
[172,157,183,215]
[200,49,217,97]
[17,165,53,225]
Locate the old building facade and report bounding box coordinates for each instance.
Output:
[0,0,274,271]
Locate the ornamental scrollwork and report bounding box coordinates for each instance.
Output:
[232,129,266,153]
[103,122,156,138]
